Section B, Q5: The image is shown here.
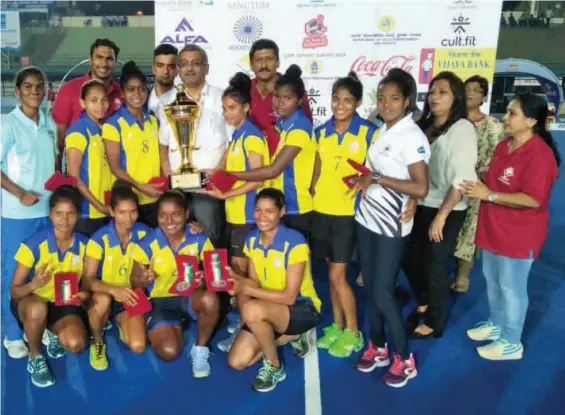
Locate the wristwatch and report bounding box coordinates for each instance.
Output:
[488,192,497,202]
[372,171,382,183]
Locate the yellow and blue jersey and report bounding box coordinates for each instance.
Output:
[14,228,88,302]
[225,118,270,225]
[272,110,316,215]
[243,224,321,312]
[132,226,215,298]
[65,112,115,219]
[314,113,379,216]
[102,106,160,206]
[86,220,151,287]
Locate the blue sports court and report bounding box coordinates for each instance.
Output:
[1,132,563,415]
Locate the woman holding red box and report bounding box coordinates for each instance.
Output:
[83,181,151,371]
[10,185,90,388]
[65,80,114,237]
[103,61,163,228]
[130,190,221,378]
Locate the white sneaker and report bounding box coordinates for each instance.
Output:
[191,345,211,378]
[3,337,29,359]
[23,330,50,346]
[467,321,501,341]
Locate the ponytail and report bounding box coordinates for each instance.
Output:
[535,125,561,166]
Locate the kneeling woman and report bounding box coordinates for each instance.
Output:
[227,189,321,393]
[83,181,151,371]
[131,190,220,378]
[10,186,90,388]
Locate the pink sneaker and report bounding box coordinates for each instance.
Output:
[356,341,390,372]
[382,354,417,388]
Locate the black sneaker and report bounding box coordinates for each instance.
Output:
[252,359,286,392]
[290,329,314,358]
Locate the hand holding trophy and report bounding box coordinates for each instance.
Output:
[164,85,206,191]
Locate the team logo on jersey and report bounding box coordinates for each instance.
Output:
[273,258,282,268]
[497,166,514,185]
[233,147,240,156]
[417,146,425,154]
[72,255,81,266]
[349,141,360,152]
[119,265,128,276]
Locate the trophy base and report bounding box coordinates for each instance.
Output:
[170,171,205,192]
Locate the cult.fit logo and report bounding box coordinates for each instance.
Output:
[350,55,415,77]
[441,14,476,46]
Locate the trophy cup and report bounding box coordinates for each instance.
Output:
[164,85,205,191]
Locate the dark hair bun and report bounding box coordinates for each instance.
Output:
[347,71,360,82]
[121,60,139,76]
[112,179,132,190]
[285,64,302,80]
[229,72,252,94]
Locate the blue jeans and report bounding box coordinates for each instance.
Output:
[482,249,534,344]
[1,217,50,340]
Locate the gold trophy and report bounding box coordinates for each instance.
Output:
[164,85,205,191]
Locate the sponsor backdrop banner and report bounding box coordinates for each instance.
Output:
[155,0,503,126]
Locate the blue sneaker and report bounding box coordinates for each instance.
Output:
[27,354,55,387]
[191,345,211,378]
[227,318,241,334]
[45,330,65,359]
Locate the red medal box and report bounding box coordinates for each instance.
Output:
[123,287,153,317]
[104,191,112,207]
[54,272,80,306]
[342,174,360,189]
[202,249,232,293]
[169,255,200,297]
[206,170,238,193]
[347,159,371,175]
[149,176,170,192]
[44,172,77,191]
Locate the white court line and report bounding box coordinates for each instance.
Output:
[304,329,322,415]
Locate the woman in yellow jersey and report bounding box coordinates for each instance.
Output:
[223,65,315,240]
[103,61,163,228]
[66,80,114,237]
[130,190,220,378]
[10,185,90,388]
[226,189,321,393]
[207,72,270,353]
[206,72,270,275]
[83,181,151,371]
[311,72,377,358]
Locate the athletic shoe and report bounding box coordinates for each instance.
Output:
[45,330,65,359]
[191,345,211,378]
[477,339,523,360]
[356,274,364,287]
[104,321,113,331]
[3,338,29,359]
[23,330,50,346]
[317,323,343,349]
[328,329,364,358]
[356,341,390,372]
[252,359,286,392]
[217,331,238,352]
[466,321,502,341]
[290,329,315,358]
[89,341,108,371]
[27,354,55,388]
[382,354,417,388]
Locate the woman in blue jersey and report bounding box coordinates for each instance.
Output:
[311,72,376,357]
[220,65,316,240]
[1,67,57,359]
[66,80,114,237]
[10,185,90,387]
[83,181,151,371]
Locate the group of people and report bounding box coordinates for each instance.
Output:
[1,37,560,393]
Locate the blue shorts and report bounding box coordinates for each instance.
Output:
[146,296,197,334]
[111,300,127,318]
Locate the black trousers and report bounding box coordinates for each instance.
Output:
[402,205,466,333]
[357,223,409,359]
[187,193,227,249]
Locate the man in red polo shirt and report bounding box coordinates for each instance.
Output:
[248,39,313,156]
[52,38,123,167]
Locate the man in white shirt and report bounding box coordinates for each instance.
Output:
[159,44,231,247]
[147,44,178,122]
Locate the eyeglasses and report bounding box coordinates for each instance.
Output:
[178,60,207,69]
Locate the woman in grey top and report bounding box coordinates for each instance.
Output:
[402,71,478,338]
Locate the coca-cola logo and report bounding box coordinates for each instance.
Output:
[350,55,415,77]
